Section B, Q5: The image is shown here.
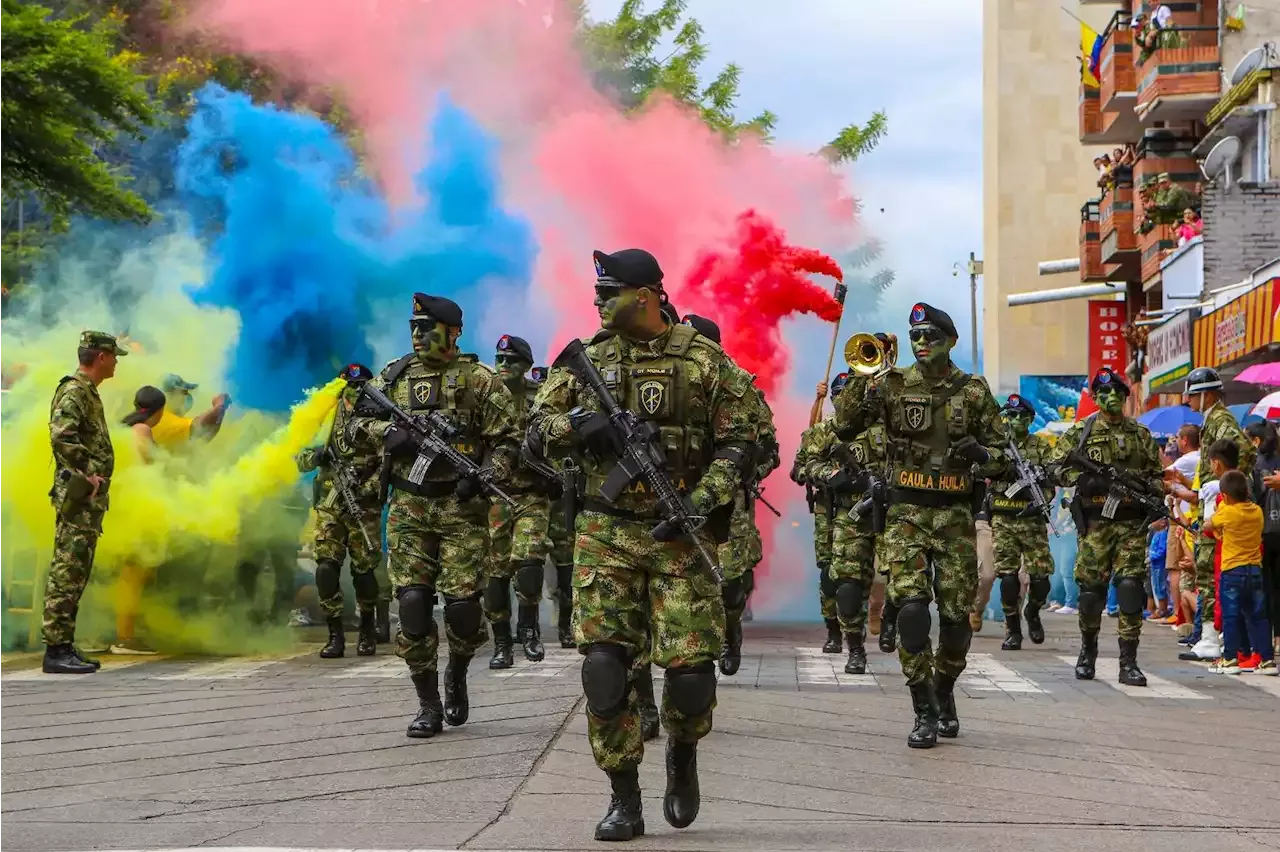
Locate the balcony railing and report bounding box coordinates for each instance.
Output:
[1081,200,1106,282]
[1099,178,1137,264]
[1135,26,1222,119]
[1139,223,1178,285]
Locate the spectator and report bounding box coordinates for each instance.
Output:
[152,374,231,451]
[1095,154,1113,190]
[1202,470,1276,674]
[1148,519,1170,619]
[1165,424,1200,633]
[1176,208,1203,244]
[1247,420,1280,652]
[1049,486,1080,615]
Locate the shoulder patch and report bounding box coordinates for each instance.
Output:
[685,331,724,356]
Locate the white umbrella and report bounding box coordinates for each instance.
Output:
[1250,391,1280,419]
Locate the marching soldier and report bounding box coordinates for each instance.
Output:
[296,363,384,658]
[989,394,1055,650]
[1048,367,1164,686]
[348,293,519,738]
[834,303,1006,748]
[530,249,758,841]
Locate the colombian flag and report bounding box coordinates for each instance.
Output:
[1081,23,1103,88]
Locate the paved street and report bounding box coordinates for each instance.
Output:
[3,618,1278,852]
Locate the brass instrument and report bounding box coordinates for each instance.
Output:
[844,332,897,378]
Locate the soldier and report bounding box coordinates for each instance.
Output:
[990,394,1055,651]
[792,374,848,653]
[835,302,1006,748]
[1048,367,1163,686]
[1183,367,1254,659]
[296,363,384,659]
[348,293,519,738]
[485,334,554,668]
[42,331,128,674]
[530,248,758,841]
[681,313,780,677]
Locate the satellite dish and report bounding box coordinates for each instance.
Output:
[1229,46,1267,86]
[1202,136,1242,188]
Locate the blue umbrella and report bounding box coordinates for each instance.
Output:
[1139,405,1202,437]
[1229,403,1254,422]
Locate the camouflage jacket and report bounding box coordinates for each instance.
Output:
[747,383,781,487]
[297,394,383,508]
[793,417,834,513]
[1047,413,1162,519]
[1197,400,1255,484]
[531,324,759,517]
[49,370,113,511]
[989,431,1055,516]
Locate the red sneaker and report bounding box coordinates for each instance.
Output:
[1241,653,1262,672]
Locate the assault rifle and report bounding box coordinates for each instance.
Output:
[1004,438,1059,536]
[748,482,782,517]
[850,472,888,534]
[1066,448,1187,531]
[331,461,376,550]
[358,383,516,507]
[520,440,581,530]
[554,338,724,584]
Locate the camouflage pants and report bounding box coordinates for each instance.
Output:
[484,494,551,622]
[883,502,978,686]
[42,507,105,646]
[375,553,392,605]
[387,491,490,674]
[574,510,724,772]
[1075,518,1147,641]
[719,501,761,630]
[1194,538,1216,629]
[992,514,1053,618]
[813,510,836,620]
[313,504,383,618]
[549,507,575,628]
[830,510,876,635]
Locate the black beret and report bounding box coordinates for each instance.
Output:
[908,302,958,339]
[830,372,850,395]
[1002,393,1035,415]
[594,248,664,289]
[529,366,547,384]
[1090,366,1130,395]
[496,334,534,363]
[412,292,463,327]
[681,313,721,344]
[341,363,373,383]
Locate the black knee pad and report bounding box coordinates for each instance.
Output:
[514,560,544,599]
[722,577,747,612]
[581,643,631,719]
[665,661,717,717]
[397,584,436,640]
[1077,587,1105,619]
[835,579,864,622]
[743,568,756,599]
[897,598,932,654]
[314,560,341,600]
[1115,576,1144,617]
[483,576,510,615]
[999,573,1021,607]
[818,562,837,599]
[937,617,973,657]
[443,594,484,637]
[352,570,378,602]
[1029,575,1051,604]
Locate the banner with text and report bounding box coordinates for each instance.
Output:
[1193,278,1280,368]
[1087,300,1129,377]
[1145,311,1193,392]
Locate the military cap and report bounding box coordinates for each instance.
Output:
[161,373,197,392]
[340,363,373,383]
[122,386,166,426]
[1002,393,1035,416]
[1090,366,1130,395]
[412,292,463,327]
[908,302,958,339]
[681,313,722,344]
[496,334,534,363]
[594,248,664,290]
[80,330,128,356]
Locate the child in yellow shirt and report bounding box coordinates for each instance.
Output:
[1202,470,1276,674]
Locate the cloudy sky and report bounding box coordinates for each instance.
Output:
[586,0,985,376]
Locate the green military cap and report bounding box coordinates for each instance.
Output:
[79,330,128,356]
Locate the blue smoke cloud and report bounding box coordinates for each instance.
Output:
[175,83,537,411]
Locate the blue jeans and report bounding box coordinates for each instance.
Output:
[1150,558,1168,610]
[1050,530,1079,607]
[1221,565,1275,661]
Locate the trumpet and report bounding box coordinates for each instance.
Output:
[844,332,897,378]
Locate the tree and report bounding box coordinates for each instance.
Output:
[823,110,888,165]
[836,238,896,325]
[1,0,156,227]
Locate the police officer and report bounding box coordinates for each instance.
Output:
[835,303,1006,748]
[989,394,1055,651]
[531,249,759,841]
[1049,367,1165,686]
[485,334,554,668]
[296,363,384,658]
[348,293,520,738]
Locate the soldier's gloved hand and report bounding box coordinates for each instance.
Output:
[383,425,415,457]
[295,448,317,472]
[788,461,806,485]
[454,473,483,502]
[824,467,867,495]
[651,493,701,542]
[568,407,621,457]
[950,435,990,466]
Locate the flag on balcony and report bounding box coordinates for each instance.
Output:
[1081,23,1103,88]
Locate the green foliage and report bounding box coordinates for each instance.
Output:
[837,238,896,323]
[825,111,888,164]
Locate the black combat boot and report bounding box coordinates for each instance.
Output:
[1001,613,1023,651]
[907,681,939,749]
[935,672,959,738]
[719,620,742,675]
[595,768,644,841]
[843,631,867,674]
[663,739,701,829]
[406,670,445,738]
[42,644,96,674]
[1117,638,1148,687]
[375,602,391,644]
[517,604,545,662]
[443,653,471,726]
[489,621,514,669]
[356,610,377,656]
[634,671,660,741]
[821,618,842,653]
[879,610,898,653]
[558,598,574,648]
[70,646,102,669]
[319,617,345,658]
[1024,598,1045,645]
[1074,631,1099,680]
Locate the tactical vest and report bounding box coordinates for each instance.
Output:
[383,353,486,490]
[1075,415,1149,520]
[887,370,974,504]
[990,431,1036,515]
[836,423,887,508]
[583,325,709,499]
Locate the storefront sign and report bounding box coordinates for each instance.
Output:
[1087,300,1129,377]
[1145,311,1192,390]
[1193,278,1280,368]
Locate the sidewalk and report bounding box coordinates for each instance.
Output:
[2,619,1278,851]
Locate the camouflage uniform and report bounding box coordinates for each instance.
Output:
[531,323,757,775]
[794,419,838,628]
[548,490,577,645]
[989,430,1055,646]
[1192,400,1254,627]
